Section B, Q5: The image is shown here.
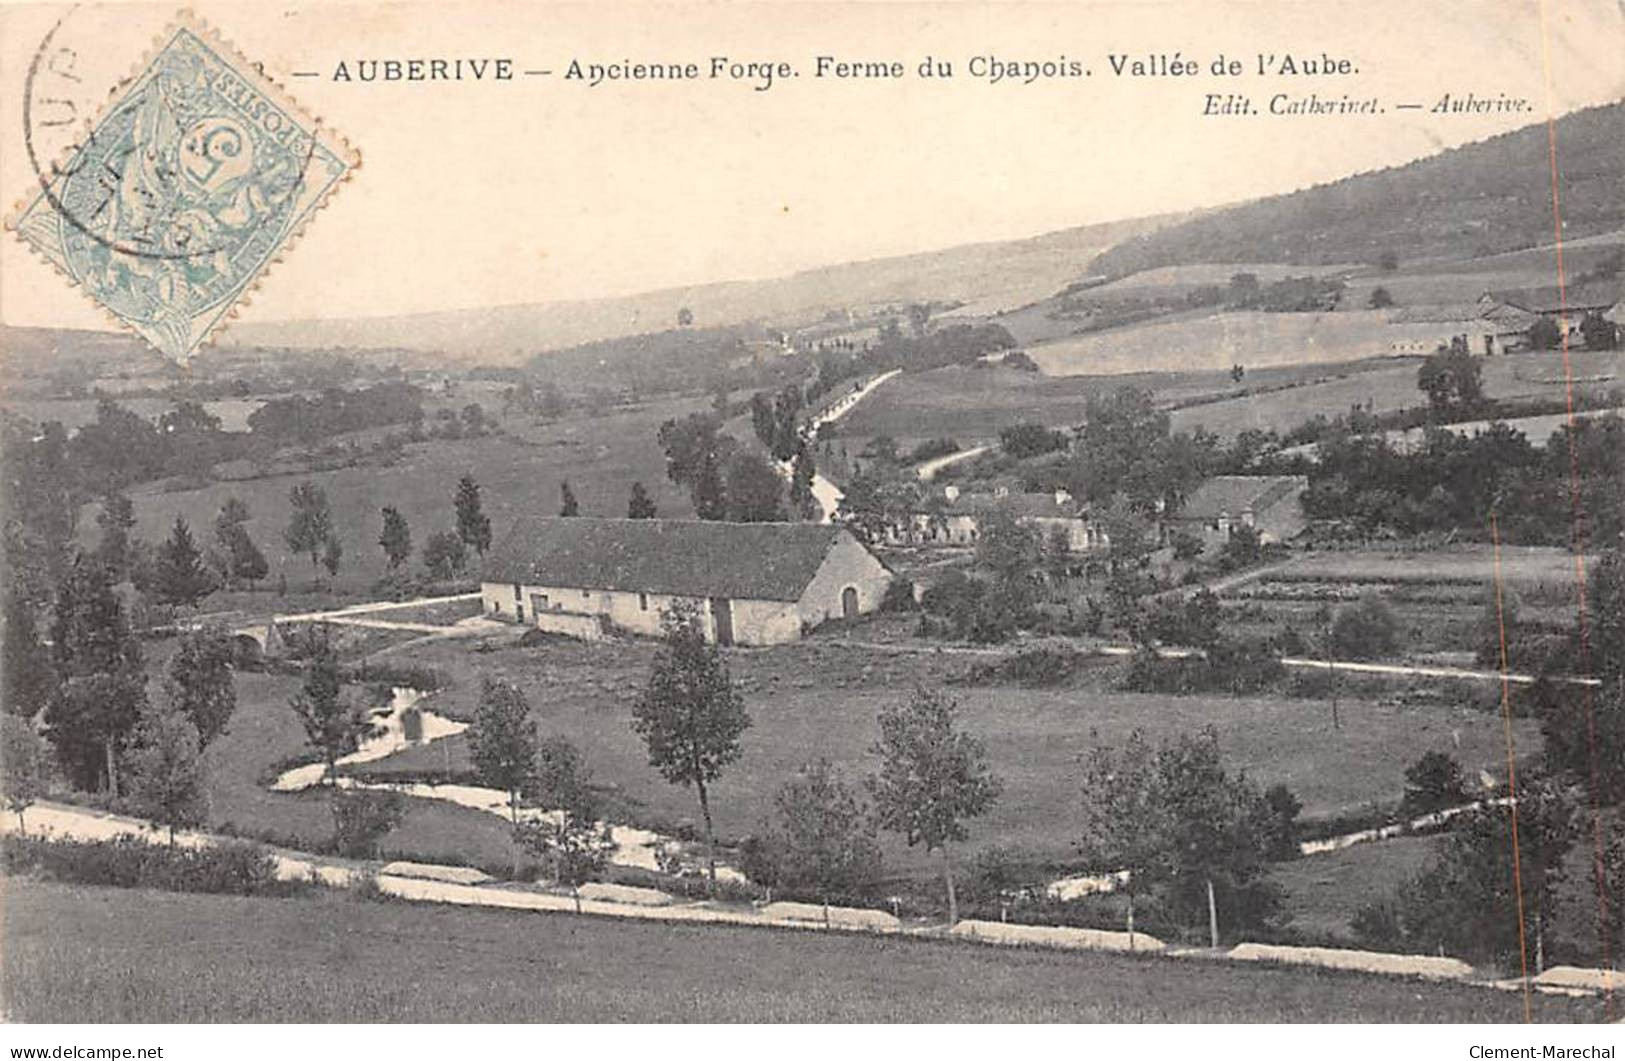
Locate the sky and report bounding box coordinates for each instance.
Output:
[1,0,1622,329]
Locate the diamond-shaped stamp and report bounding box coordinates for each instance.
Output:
[7,11,359,362]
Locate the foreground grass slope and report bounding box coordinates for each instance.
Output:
[1,882,1605,1022]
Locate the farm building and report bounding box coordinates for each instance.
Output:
[481,517,893,646]
[1166,475,1308,551]
[1383,304,1504,356]
[890,484,1107,552]
[1482,282,1623,339]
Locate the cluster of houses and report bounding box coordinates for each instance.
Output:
[1385,281,1623,357]
[478,474,1307,647]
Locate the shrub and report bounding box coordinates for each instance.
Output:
[906,438,960,464]
[344,661,451,691]
[1260,784,1302,861]
[330,789,406,859]
[879,576,918,613]
[0,835,300,897]
[960,646,1082,687]
[1330,591,1401,660]
[1399,751,1469,818]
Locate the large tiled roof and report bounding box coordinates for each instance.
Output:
[1176,476,1305,521]
[482,517,847,602]
[1491,282,1622,315]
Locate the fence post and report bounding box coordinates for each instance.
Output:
[1207,878,1220,949]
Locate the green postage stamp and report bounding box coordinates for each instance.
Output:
[8,12,358,361]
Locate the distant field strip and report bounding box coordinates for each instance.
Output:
[1029,310,1401,377]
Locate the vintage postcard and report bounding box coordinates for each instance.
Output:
[0,0,1621,1037]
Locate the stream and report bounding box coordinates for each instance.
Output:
[269,687,743,880]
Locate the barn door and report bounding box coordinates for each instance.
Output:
[710,598,734,646]
[841,586,859,618]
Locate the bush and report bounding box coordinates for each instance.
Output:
[959,646,1083,687]
[330,789,406,859]
[1399,751,1469,818]
[344,660,451,690]
[879,576,918,613]
[1330,591,1401,660]
[1260,784,1302,861]
[0,835,301,897]
[906,438,960,464]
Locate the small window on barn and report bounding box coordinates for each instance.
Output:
[513,583,521,601]
[639,592,649,611]
[582,589,590,599]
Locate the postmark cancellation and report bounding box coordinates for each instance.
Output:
[7,11,359,362]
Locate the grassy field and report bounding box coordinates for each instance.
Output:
[1274,835,1443,941]
[104,396,704,593]
[1171,348,1621,439]
[349,633,1540,875]
[201,661,520,872]
[1027,310,1405,378]
[834,360,1403,444]
[1278,546,1582,590]
[0,881,1605,1022]
[833,343,1620,449]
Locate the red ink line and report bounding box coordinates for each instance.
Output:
[1492,512,1534,1023]
[1536,0,1614,1015]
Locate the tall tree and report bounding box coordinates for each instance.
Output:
[868,686,1001,924]
[422,531,468,581]
[126,697,208,844]
[96,494,138,582]
[1362,779,1577,969]
[559,480,580,517]
[165,629,237,749]
[693,449,728,521]
[288,630,367,785]
[321,535,344,582]
[213,498,266,589]
[44,558,147,794]
[518,734,616,895]
[1076,730,1168,942]
[754,758,882,906]
[378,506,413,570]
[1149,727,1283,944]
[285,482,334,580]
[724,452,787,523]
[455,475,493,555]
[468,679,536,826]
[627,481,659,519]
[152,517,216,608]
[789,446,819,521]
[2,591,56,718]
[1,714,46,834]
[631,611,751,888]
[975,503,1043,615]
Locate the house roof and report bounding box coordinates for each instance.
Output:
[1175,476,1305,521]
[943,492,1082,519]
[1385,304,1489,325]
[482,517,851,602]
[1490,281,1623,315]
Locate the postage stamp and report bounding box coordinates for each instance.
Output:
[7,11,359,362]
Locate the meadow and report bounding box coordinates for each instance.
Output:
[1,881,1603,1022]
[348,631,1541,876]
[1026,310,1406,378]
[200,662,520,872]
[833,345,1621,449]
[101,395,706,594]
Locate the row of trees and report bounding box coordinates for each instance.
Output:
[2,546,236,842]
[657,413,819,523]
